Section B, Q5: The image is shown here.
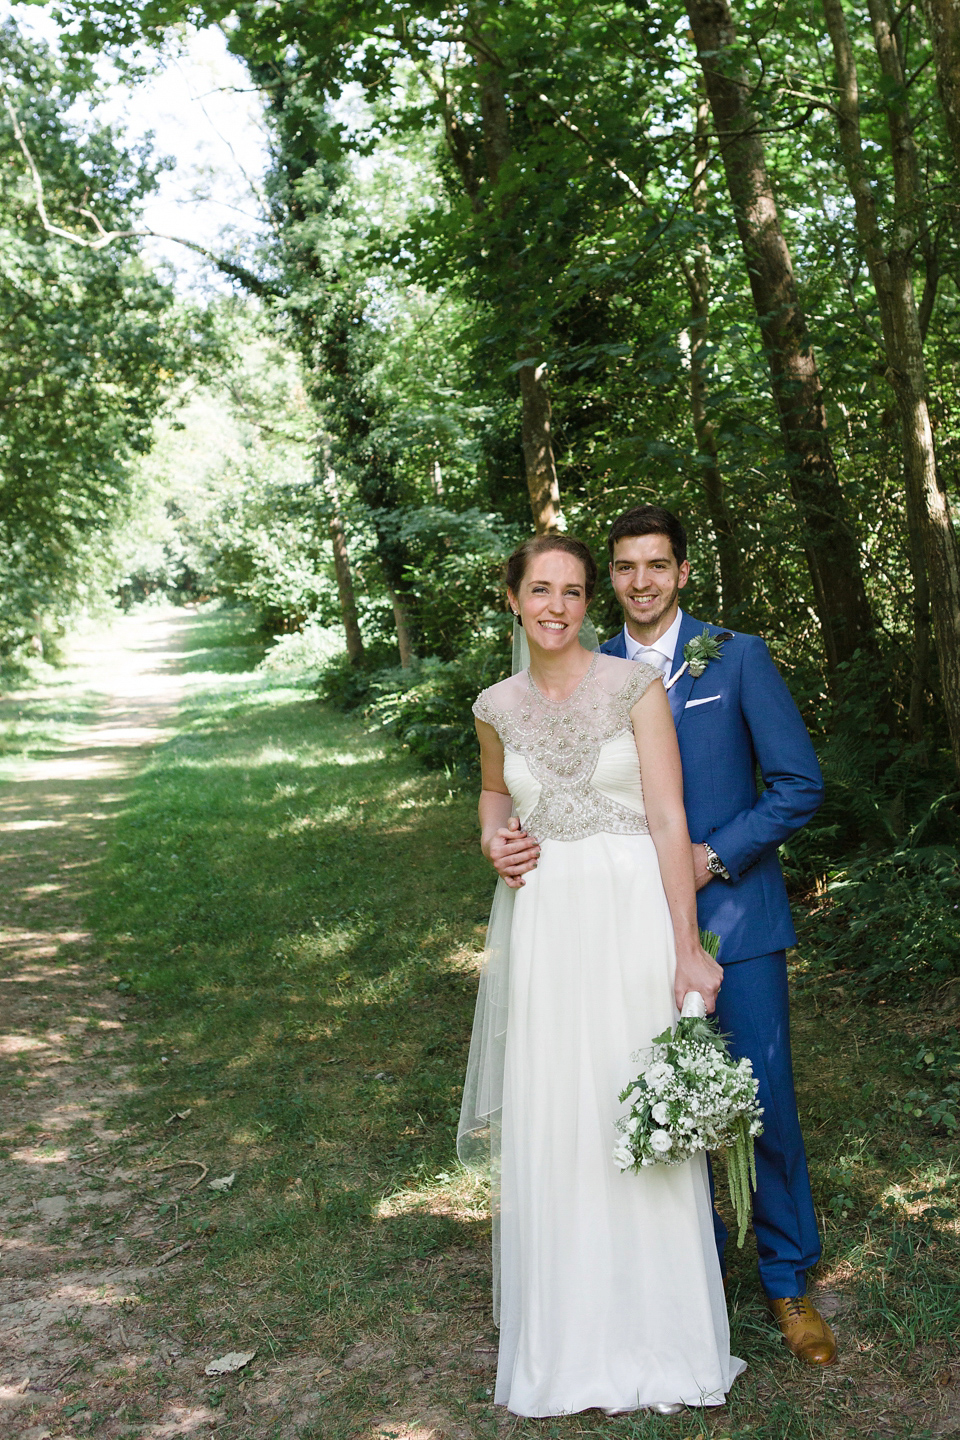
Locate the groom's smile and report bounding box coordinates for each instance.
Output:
[610,534,691,644]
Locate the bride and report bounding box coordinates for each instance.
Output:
[459,532,745,1417]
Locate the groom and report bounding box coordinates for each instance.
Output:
[601,504,835,1367]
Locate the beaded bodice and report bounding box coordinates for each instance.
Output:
[472,653,661,841]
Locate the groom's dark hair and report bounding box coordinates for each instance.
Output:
[607,505,687,566]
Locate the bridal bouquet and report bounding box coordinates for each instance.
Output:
[613,933,763,1246]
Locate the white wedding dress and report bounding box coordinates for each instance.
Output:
[461,652,744,1417]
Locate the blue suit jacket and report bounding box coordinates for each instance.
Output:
[600,612,824,963]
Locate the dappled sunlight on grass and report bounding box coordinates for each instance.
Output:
[0,1033,52,1054]
[376,1167,490,1226]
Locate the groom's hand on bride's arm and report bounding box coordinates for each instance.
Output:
[486,816,541,888]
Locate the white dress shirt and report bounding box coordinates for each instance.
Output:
[622,608,684,679]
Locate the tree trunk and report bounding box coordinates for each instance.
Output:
[516,347,564,533]
[866,0,960,771]
[907,509,932,741]
[477,54,564,534]
[682,92,744,622]
[684,0,875,669]
[387,587,416,668]
[921,0,960,175]
[821,0,960,769]
[321,462,364,666]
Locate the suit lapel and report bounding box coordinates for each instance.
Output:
[668,611,703,728]
[602,626,629,659]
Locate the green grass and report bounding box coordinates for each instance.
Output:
[82,609,960,1440]
[0,664,104,770]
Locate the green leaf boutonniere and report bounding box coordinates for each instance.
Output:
[664,629,732,690]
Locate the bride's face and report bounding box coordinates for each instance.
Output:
[509,550,589,654]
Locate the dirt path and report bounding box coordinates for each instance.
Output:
[0,613,496,1440]
[0,611,227,1440]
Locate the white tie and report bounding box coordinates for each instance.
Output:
[635,647,670,679]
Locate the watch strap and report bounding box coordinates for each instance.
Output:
[704,842,731,881]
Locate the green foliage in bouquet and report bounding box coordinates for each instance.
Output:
[615,930,762,1246]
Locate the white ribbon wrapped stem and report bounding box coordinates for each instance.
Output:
[663,659,688,691]
[680,991,707,1019]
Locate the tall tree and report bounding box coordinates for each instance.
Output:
[683,0,876,668]
[449,38,563,532]
[921,0,960,176]
[818,0,960,773]
[321,461,365,666]
[678,90,744,623]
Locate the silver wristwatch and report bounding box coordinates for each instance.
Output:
[704,842,730,881]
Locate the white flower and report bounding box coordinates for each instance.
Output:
[649,1129,673,1153]
[612,1142,634,1171]
[651,1101,670,1124]
[643,1062,674,1091]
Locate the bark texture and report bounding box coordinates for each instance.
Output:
[685,0,875,668]
[321,464,364,666]
[681,93,744,622]
[388,587,416,669]
[921,0,960,174]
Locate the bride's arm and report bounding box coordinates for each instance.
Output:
[632,682,723,1012]
[476,718,540,888]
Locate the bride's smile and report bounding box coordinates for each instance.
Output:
[508,549,595,693]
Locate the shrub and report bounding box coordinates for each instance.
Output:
[366,646,508,775]
[317,637,510,777]
[796,842,960,989]
[315,644,400,712]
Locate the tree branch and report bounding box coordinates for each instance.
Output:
[3,88,284,298]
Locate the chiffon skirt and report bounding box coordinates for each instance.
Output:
[494,831,744,1416]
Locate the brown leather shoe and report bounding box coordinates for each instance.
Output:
[769,1296,838,1366]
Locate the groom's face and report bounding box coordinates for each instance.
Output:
[609,533,690,639]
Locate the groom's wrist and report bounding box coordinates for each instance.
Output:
[704,842,731,881]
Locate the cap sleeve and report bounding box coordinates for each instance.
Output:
[617,660,663,715]
[472,690,502,732]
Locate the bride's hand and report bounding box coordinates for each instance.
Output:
[485,816,541,888]
[674,943,723,1014]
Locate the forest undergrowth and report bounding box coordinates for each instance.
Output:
[2,607,959,1440]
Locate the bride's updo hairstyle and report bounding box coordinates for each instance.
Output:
[505,535,598,602]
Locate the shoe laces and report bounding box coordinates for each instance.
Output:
[781,1296,810,1320]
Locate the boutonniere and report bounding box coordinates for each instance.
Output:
[664,629,733,691]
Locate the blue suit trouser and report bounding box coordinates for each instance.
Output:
[710,950,821,1297]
